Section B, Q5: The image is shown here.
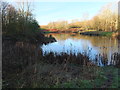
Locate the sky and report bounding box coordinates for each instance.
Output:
[33,2,110,25]
[7,0,119,25]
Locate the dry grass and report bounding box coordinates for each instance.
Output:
[2,40,120,88]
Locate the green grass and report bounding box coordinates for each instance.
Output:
[40,28,52,34]
[40,28,56,34]
[31,65,119,88]
[80,31,113,36]
[43,31,53,34]
[3,51,119,88]
[40,28,47,30]
[57,66,119,88]
[100,32,113,36]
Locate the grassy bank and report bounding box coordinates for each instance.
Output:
[80,31,114,36]
[41,29,116,37]
[2,40,120,88]
[3,62,119,88]
[32,65,119,88]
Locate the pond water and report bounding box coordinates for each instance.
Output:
[41,33,119,66]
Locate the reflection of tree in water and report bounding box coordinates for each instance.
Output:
[46,34,118,48]
[44,33,119,66]
[46,33,118,53]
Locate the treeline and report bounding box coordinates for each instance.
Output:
[47,21,68,30]
[46,3,118,32]
[1,2,40,39]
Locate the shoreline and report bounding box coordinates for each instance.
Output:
[2,31,120,88]
[2,37,120,88]
[42,29,118,37]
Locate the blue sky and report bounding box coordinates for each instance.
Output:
[32,2,110,25]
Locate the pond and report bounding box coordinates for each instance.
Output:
[41,33,119,66]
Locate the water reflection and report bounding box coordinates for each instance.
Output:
[41,33,119,66]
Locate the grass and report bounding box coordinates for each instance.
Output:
[2,40,120,88]
[80,31,113,36]
[100,32,113,36]
[52,66,119,88]
[43,31,53,34]
[40,29,114,37]
[40,28,52,34]
[40,28,47,30]
[29,64,119,88]
[5,62,118,88]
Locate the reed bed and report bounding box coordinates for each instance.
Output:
[2,40,120,88]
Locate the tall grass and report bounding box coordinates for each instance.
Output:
[2,40,120,88]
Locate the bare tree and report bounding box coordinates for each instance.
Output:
[1,2,8,33]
